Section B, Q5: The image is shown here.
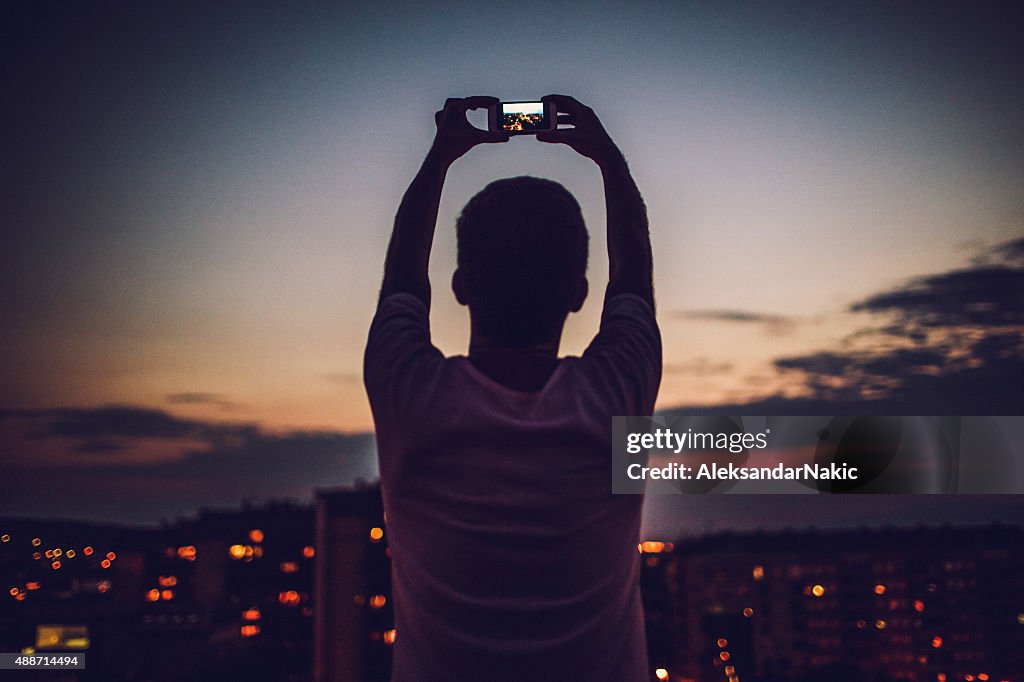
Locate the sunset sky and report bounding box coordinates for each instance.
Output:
[3,1,1022,529]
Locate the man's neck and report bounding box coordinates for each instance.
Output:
[468,334,562,393]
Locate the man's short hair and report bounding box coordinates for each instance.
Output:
[456,176,589,345]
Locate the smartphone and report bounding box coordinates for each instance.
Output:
[488,100,556,135]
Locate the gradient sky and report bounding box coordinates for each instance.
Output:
[2,1,1022,528]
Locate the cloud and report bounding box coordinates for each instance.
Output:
[672,309,795,335]
[850,265,1024,328]
[2,405,206,441]
[166,392,238,411]
[768,236,1024,413]
[664,359,734,377]
[324,372,362,386]
[0,405,379,522]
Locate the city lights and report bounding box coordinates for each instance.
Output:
[811,584,825,597]
[655,668,669,681]
[752,565,764,581]
[146,589,160,602]
[240,624,260,638]
[83,546,93,556]
[158,575,178,587]
[100,559,111,569]
[931,636,943,648]
[243,607,261,621]
[0,534,9,542]
[280,561,299,573]
[229,544,247,560]
[249,529,265,543]
[369,527,384,542]
[383,629,397,645]
[31,538,41,547]
[369,594,387,609]
[177,545,197,561]
[874,584,887,595]
[302,545,316,558]
[279,590,301,606]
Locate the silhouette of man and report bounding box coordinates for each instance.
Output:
[364,95,661,681]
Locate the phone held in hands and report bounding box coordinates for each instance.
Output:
[488,100,556,135]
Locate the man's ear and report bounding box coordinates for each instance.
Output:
[569,277,588,313]
[452,269,469,306]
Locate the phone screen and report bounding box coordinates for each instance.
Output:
[499,102,550,133]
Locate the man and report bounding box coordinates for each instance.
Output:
[364,94,661,681]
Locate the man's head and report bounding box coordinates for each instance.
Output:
[454,176,589,346]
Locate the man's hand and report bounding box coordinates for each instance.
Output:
[379,97,507,305]
[536,94,622,169]
[431,96,509,166]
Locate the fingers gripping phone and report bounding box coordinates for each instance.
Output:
[488,100,556,135]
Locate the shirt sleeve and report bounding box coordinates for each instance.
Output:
[581,293,662,415]
[363,293,445,423]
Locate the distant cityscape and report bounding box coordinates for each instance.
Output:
[501,111,546,132]
[2,487,1022,682]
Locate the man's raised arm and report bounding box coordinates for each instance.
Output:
[379,96,509,306]
[538,95,654,309]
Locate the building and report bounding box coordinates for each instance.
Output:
[313,485,392,682]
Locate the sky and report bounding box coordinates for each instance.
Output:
[2,1,1022,530]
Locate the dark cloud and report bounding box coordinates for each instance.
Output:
[672,309,795,335]
[676,309,791,325]
[769,236,1024,413]
[851,265,1024,327]
[0,405,206,441]
[0,405,378,522]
